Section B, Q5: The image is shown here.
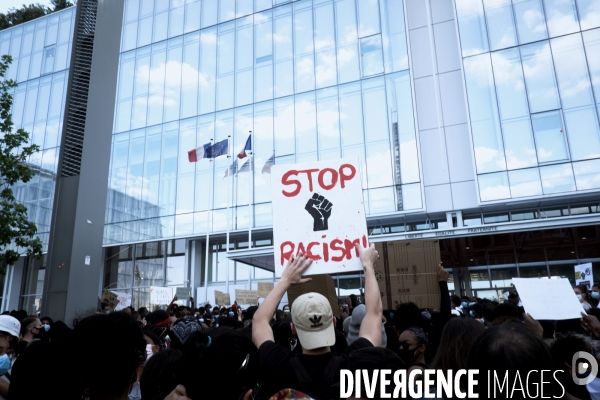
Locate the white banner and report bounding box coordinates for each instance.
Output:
[150,286,173,305]
[113,291,132,311]
[271,158,368,277]
[513,277,586,320]
[575,263,594,289]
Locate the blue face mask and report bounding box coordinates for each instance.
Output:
[592,292,600,299]
[228,311,234,317]
[0,354,11,376]
[42,324,50,332]
[461,302,468,308]
[199,318,205,323]
[469,310,476,318]
[469,302,476,307]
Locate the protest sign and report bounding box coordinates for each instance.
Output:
[271,158,368,277]
[113,291,132,311]
[235,289,259,304]
[175,287,192,299]
[575,263,594,289]
[374,240,441,310]
[513,277,586,320]
[101,290,120,311]
[214,290,231,305]
[287,274,341,318]
[150,286,173,305]
[257,282,274,298]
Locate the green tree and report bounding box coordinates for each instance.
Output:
[0,1,74,30]
[0,55,42,273]
[50,0,74,12]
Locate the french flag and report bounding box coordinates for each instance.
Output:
[238,135,251,159]
[188,143,211,162]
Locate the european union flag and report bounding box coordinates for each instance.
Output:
[205,138,229,158]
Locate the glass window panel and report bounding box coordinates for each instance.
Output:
[202,0,218,28]
[125,0,140,22]
[314,2,337,89]
[583,29,600,106]
[543,0,579,37]
[573,159,600,190]
[563,106,600,160]
[551,34,594,110]
[181,33,199,119]
[531,111,569,163]
[366,142,393,188]
[401,183,422,210]
[463,54,506,173]
[491,49,529,120]
[237,0,253,17]
[577,0,600,30]
[18,55,30,82]
[164,39,183,122]
[274,5,294,97]
[539,163,576,193]
[233,105,253,206]
[33,26,46,53]
[29,51,42,79]
[520,41,560,113]
[213,110,234,210]
[175,213,193,236]
[134,48,151,97]
[255,11,274,102]
[317,87,341,152]
[153,11,168,43]
[360,35,384,77]
[253,101,274,204]
[256,0,272,12]
[236,17,254,107]
[478,172,511,201]
[123,21,138,52]
[54,43,68,71]
[219,0,236,22]
[362,76,388,142]
[116,100,133,132]
[118,55,136,101]
[169,5,185,38]
[294,5,315,93]
[12,87,26,128]
[42,45,55,75]
[23,82,39,126]
[44,118,59,149]
[21,31,33,56]
[339,81,364,147]
[502,117,537,169]
[147,43,167,127]
[513,0,548,44]
[335,0,360,83]
[368,187,394,214]
[199,27,217,115]
[455,0,489,56]
[183,3,201,34]
[380,0,407,73]
[48,72,65,119]
[483,0,518,51]
[274,96,295,156]
[508,168,543,197]
[357,0,381,37]
[343,144,367,185]
[45,23,58,47]
[295,92,317,154]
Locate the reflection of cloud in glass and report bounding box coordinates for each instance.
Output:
[522,9,546,33]
[367,147,393,188]
[479,182,510,201]
[573,160,600,190]
[505,148,537,169]
[510,181,541,197]
[475,146,507,171]
[544,0,579,35]
[315,51,336,87]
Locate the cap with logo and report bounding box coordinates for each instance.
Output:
[0,315,21,338]
[291,292,335,350]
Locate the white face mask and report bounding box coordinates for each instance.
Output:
[144,344,155,366]
[577,294,583,302]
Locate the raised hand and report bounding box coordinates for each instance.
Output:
[281,254,313,285]
[305,193,333,231]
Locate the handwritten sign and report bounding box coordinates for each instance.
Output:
[175,287,192,299]
[214,290,231,306]
[235,289,258,304]
[113,291,132,311]
[575,263,594,289]
[101,290,119,311]
[258,282,274,298]
[150,286,173,305]
[271,158,368,277]
[512,278,586,320]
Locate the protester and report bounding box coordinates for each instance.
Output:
[346,304,387,347]
[397,326,429,370]
[0,316,20,400]
[576,284,593,311]
[17,317,43,354]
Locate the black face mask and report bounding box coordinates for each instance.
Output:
[398,346,419,365]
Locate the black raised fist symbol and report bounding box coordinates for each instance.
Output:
[305,193,333,232]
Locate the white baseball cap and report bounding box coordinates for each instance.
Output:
[291,292,335,350]
[0,315,21,338]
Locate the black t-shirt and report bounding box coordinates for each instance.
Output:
[257,337,373,400]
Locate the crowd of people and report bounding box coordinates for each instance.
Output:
[0,243,600,399]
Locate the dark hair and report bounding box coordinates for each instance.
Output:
[431,318,485,372]
[451,295,461,308]
[20,317,39,337]
[47,325,72,345]
[68,312,146,399]
[491,303,522,323]
[218,316,241,329]
[245,306,258,321]
[468,323,564,399]
[550,333,592,400]
[469,303,483,318]
[138,307,149,317]
[393,302,423,333]
[140,348,184,400]
[349,294,359,308]
[275,309,285,320]
[575,284,590,301]
[40,316,54,325]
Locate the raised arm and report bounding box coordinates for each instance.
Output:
[356,243,383,347]
[252,254,312,349]
[438,264,451,322]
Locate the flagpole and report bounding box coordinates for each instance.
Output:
[226,134,232,296]
[204,138,214,303]
[248,131,253,290]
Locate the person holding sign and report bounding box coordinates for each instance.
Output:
[252,243,382,400]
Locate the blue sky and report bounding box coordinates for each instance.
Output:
[0,1,54,14]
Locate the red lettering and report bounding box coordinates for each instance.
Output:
[362,235,367,248]
[307,242,321,261]
[281,170,301,197]
[280,241,295,265]
[344,239,361,260]
[322,240,329,262]
[331,239,345,262]
[318,168,338,191]
[299,169,320,192]
[339,164,356,189]
[296,242,307,257]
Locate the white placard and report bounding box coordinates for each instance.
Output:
[271,158,368,277]
[113,291,132,311]
[150,286,173,305]
[575,263,594,289]
[513,277,586,320]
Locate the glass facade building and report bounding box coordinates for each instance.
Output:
[1,0,600,313]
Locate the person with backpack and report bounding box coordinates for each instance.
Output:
[252,244,382,400]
